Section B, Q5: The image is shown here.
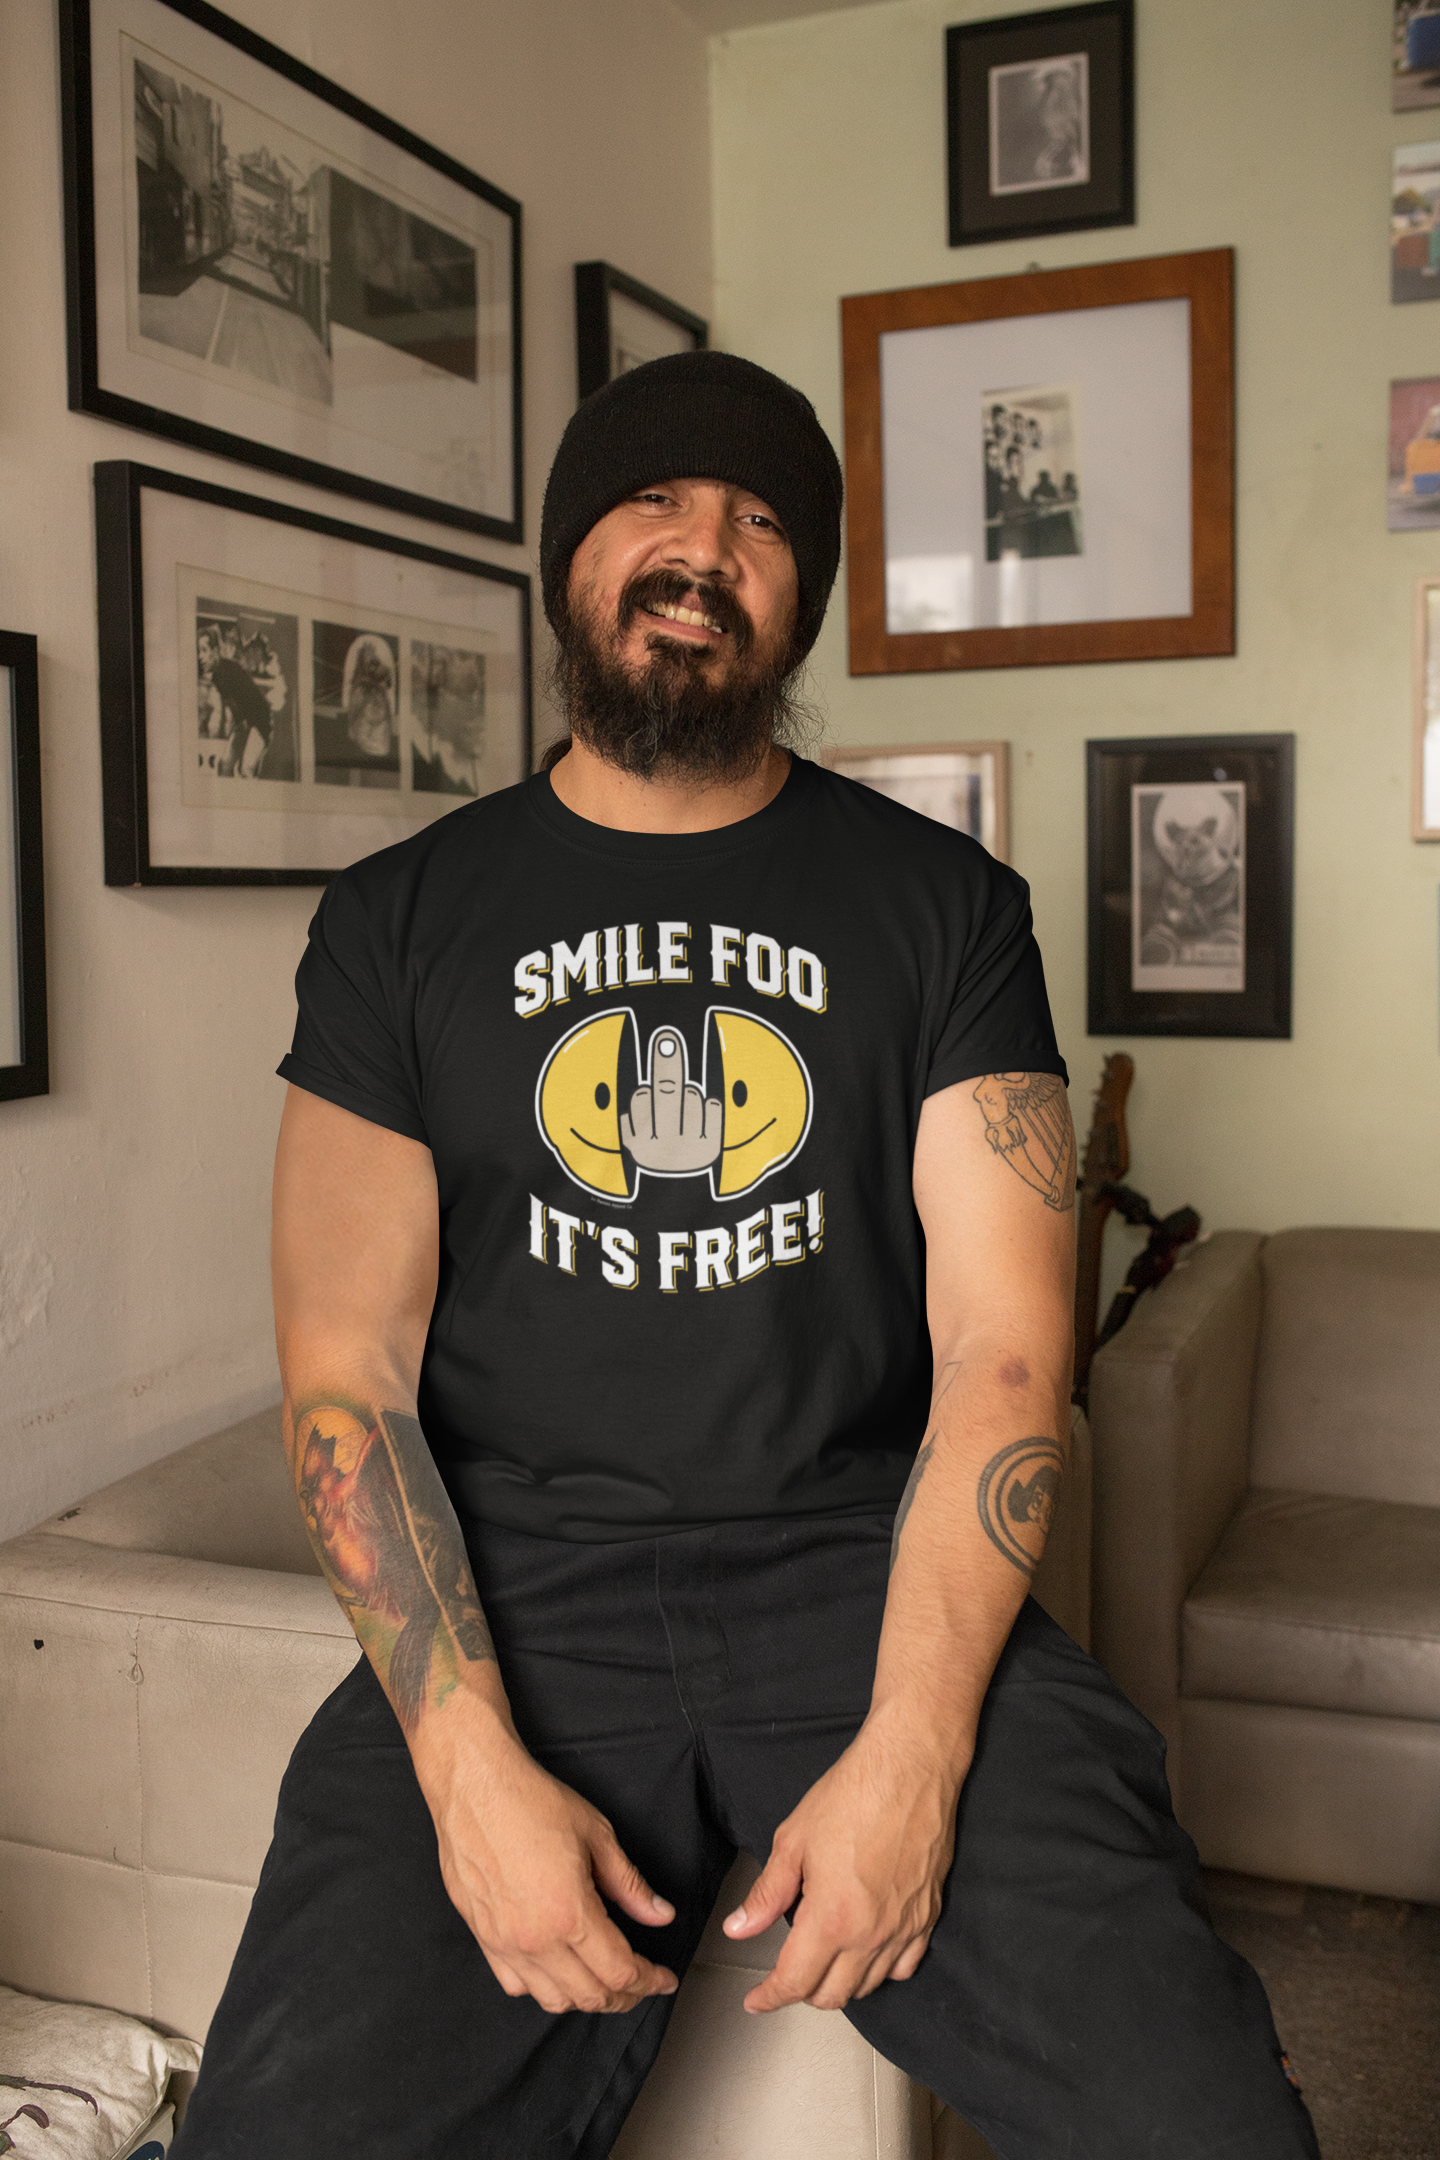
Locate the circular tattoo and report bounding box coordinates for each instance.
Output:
[976,1436,1064,1575]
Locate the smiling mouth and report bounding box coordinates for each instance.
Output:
[570,1127,624,1154]
[644,602,727,634]
[721,1117,777,1153]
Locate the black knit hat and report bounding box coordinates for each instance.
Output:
[540,350,844,660]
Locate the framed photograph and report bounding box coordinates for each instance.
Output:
[825,742,1010,862]
[1412,579,1440,840]
[946,1,1134,249]
[1391,142,1440,304]
[1086,734,1294,1040]
[95,460,531,886]
[1394,2,1440,111]
[841,248,1234,675]
[1387,377,1440,530]
[60,0,522,540]
[574,263,707,403]
[0,635,48,1102]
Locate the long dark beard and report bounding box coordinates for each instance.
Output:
[549,566,816,785]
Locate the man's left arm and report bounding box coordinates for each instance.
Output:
[725,1070,1076,2013]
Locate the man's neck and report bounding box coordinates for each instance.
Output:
[545,735,792,834]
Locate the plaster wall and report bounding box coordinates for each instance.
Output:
[0,0,711,1538]
[710,0,1440,1265]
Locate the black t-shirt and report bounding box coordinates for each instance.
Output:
[278,756,1066,1542]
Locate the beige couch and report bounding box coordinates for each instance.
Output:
[0,1405,1091,2158]
[1089,1227,1440,1903]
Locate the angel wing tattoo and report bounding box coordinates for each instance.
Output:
[973,1071,1077,1212]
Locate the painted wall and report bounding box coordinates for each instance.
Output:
[711,0,1440,1280]
[0,0,711,1538]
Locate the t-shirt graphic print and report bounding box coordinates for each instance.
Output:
[279,758,1065,1542]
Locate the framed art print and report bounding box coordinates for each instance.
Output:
[574,263,707,404]
[0,634,48,1101]
[1413,577,1440,839]
[1394,1,1440,111]
[826,742,1011,862]
[946,1,1134,249]
[95,461,531,885]
[1086,734,1294,1039]
[61,0,523,539]
[841,249,1234,674]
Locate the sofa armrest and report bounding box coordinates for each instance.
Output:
[1088,1232,1263,1782]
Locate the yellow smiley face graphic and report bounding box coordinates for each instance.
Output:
[536,1010,640,1200]
[705,1007,812,1199]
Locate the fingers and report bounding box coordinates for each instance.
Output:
[680,1083,709,1137]
[704,1094,722,1138]
[647,1030,687,1140]
[624,1087,652,1143]
[590,1829,676,1927]
[723,1848,801,1941]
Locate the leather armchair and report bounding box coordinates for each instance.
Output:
[0,1406,1089,2158]
[1089,1228,1440,1903]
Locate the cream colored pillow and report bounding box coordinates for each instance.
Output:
[0,1987,199,2159]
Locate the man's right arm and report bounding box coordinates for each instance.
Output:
[272,1083,678,2014]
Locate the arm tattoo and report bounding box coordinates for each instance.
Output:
[972,1072,1077,1211]
[291,1402,494,1734]
[889,1434,935,1573]
[976,1436,1065,1576]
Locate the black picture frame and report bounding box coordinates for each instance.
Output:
[946,1,1135,249]
[61,0,523,541]
[1087,734,1294,1040]
[95,460,532,887]
[0,634,49,1102]
[574,262,708,404]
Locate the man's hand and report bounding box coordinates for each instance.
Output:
[621,1029,721,1173]
[411,1693,680,2016]
[721,1709,966,2013]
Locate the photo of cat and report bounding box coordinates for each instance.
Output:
[1130,780,1245,993]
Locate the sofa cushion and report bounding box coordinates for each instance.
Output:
[0,1983,199,2158]
[34,1411,320,1577]
[1248,1228,1440,1505]
[1182,1488,1440,1721]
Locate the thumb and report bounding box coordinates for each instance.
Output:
[591,1828,675,1927]
[723,1848,800,1938]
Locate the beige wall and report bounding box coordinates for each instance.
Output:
[0,0,710,1538]
[712,0,1440,1273]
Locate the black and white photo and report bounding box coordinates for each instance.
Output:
[411,642,487,797]
[193,596,298,786]
[988,53,1089,195]
[946,1,1133,248]
[574,263,707,404]
[1131,781,1245,993]
[1087,734,1293,1040]
[313,625,400,788]
[983,385,1082,561]
[826,742,1010,861]
[96,462,531,884]
[64,0,522,538]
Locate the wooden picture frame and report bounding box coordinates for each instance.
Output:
[574,262,707,403]
[0,633,49,1102]
[825,741,1011,862]
[1413,576,1440,839]
[946,0,1135,249]
[61,0,523,540]
[841,248,1235,676]
[95,460,532,886]
[1086,733,1294,1040]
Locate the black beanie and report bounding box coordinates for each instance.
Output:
[540,350,844,660]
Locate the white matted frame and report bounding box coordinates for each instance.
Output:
[95,461,531,885]
[826,741,1011,862]
[61,0,522,540]
[1413,577,1440,840]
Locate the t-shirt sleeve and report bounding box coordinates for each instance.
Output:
[276,870,429,1145]
[924,859,1068,1098]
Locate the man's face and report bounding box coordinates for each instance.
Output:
[555,477,806,784]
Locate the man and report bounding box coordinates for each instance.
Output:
[173,352,1317,2159]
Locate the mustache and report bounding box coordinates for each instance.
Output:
[617,568,754,656]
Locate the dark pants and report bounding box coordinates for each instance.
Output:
[173,1512,1319,2160]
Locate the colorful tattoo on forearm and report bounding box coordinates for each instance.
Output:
[290,1403,494,1733]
